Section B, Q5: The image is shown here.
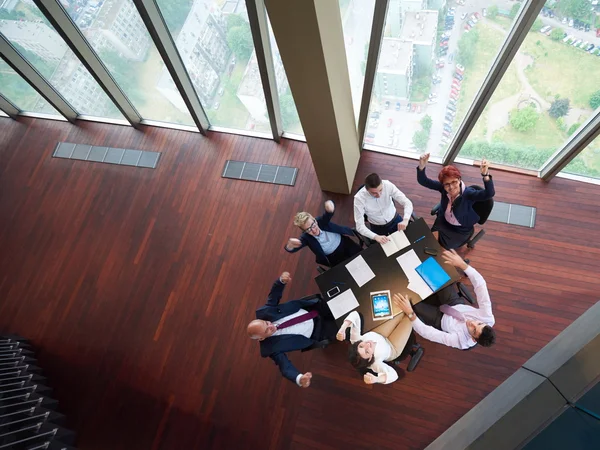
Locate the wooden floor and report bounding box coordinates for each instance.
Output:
[1,117,599,450]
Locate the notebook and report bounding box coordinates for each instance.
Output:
[415,257,451,292]
[380,230,411,257]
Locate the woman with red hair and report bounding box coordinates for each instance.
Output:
[416,153,495,250]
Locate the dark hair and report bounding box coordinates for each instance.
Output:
[477,326,496,347]
[348,341,374,374]
[438,165,462,184]
[364,173,382,189]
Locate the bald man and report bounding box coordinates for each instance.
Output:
[247,272,337,388]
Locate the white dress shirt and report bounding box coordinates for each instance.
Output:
[273,309,315,386]
[353,180,414,239]
[344,311,399,384]
[411,266,494,350]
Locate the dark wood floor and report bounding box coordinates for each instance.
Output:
[1,116,599,450]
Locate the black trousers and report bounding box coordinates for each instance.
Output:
[369,213,403,236]
[323,235,362,267]
[310,296,339,341]
[412,284,467,331]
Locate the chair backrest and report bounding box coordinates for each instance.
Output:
[469,185,494,225]
[355,184,369,223]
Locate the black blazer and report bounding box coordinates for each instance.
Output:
[256,279,322,383]
[284,205,355,266]
[417,167,495,229]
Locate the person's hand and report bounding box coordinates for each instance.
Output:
[299,372,312,388]
[280,272,292,284]
[287,238,302,249]
[441,249,468,271]
[374,235,390,244]
[419,153,430,170]
[336,329,346,341]
[480,158,490,176]
[324,200,334,213]
[364,373,378,384]
[393,293,414,316]
[397,222,407,231]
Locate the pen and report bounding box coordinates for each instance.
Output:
[332,281,345,285]
[413,236,425,244]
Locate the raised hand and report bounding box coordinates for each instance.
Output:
[419,153,430,170]
[286,238,302,249]
[280,272,292,284]
[480,158,490,176]
[441,249,468,271]
[324,200,335,213]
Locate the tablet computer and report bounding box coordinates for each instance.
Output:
[370,290,394,321]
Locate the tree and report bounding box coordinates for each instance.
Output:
[487,5,498,19]
[226,14,247,31]
[567,123,581,136]
[457,29,479,68]
[531,19,543,32]
[227,22,253,62]
[589,90,600,110]
[421,115,432,132]
[509,4,521,19]
[412,130,429,150]
[510,105,539,132]
[279,93,300,130]
[549,98,570,118]
[550,27,564,41]
[557,0,590,20]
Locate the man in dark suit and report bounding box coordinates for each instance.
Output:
[284,200,361,268]
[247,271,338,387]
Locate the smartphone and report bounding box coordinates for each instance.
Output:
[327,286,340,298]
[424,247,439,256]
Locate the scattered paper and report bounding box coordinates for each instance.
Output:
[327,289,359,319]
[397,250,433,298]
[380,230,411,257]
[345,255,375,287]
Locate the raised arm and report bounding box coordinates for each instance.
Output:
[319,200,335,227]
[284,237,307,254]
[464,266,493,319]
[266,272,291,306]
[464,159,495,201]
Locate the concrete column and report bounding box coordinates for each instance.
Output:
[265,0,361,194]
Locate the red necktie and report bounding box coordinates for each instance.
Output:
[277,310,318,330]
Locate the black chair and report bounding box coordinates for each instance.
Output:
[316,228,365,274]
[430,185,494,249]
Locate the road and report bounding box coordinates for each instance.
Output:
[538,15,600,46]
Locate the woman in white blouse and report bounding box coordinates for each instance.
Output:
[336,307,423,385]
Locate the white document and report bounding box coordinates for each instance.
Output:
[345,255,375,287]
[380,231,411,257]
[396,249,433,298]
[327,289,360,319]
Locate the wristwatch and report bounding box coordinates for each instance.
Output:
[407,312,415,320]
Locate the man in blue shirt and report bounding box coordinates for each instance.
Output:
[285,200,361,267]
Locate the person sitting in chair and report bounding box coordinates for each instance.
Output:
[416,154,494,251]
[336,304,424,385]
[285,200,361,268]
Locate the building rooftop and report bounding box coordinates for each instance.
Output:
[377,38,413,75]
[400,10,438,44]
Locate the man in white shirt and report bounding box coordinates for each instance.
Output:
[353,173,414,244]
[394,249,496,350]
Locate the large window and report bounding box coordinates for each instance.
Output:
[365,0,517,155]
[0,60,61,116]
[63,0,194,126]
[459,0,600,171]
[561,133,600,180]
[156,0,271,133]
[0,1,124,120]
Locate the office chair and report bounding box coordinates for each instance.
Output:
[430,185,494,249]
[316,229,365,274]
[354,184,419,247]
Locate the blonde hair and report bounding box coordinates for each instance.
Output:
[293,212,313,228]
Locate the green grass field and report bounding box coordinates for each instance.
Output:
[492,110,564,148]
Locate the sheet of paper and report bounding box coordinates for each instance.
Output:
[345,255,375,287]
[380,231,410,257]
[380,239,399,257]
[327,289,360,319]
[397,249,433,298]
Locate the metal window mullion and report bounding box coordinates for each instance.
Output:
[246,0,283,141]
[539,110,600,181]
[357,0,388,147]
[0,35,77,122]
[0,93,19,119]
[33,0,142,127]
[442,0,546,165]
[132,0,209,134]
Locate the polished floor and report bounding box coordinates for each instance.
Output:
[0,117,599,449]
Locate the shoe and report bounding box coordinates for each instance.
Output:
[407,347,424,372]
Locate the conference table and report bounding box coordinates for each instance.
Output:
[315,217,460,332]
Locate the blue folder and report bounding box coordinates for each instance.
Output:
[415,257,451,292]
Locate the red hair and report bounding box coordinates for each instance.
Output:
[438,165,462,184]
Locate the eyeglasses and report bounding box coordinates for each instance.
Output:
[303,220,318,232]
[443,179,460,189]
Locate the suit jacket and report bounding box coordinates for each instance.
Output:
[417,167,495,229]
[256,279,323,383]
[284,205,355,266]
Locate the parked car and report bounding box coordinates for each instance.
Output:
[464,24,472,31]
[446,110,456,117]
[563,34,573,43]
[585,23,590,32]
[454,73,463,81]
[540,25,551,34]
[447,104,457,112]
[579,41,589,49]
[470,15,478,24]
[569,19,574,27]
[450,89,459,97]
[370,111,380,119]
[448,99,457,106]
[572,39,581,46]
[461,12,468,20]
[474,12,481,19]
[450,93,459,101]
[440,41,449,47]
[406,102,412,112]
[387,118,393,127]
[442,130,451,138]
[365,132,376,139]
[427,98,438,105]
[467,20,475,27]
[562,17,568,24]
[456,63,465,73]
[588,44,596,53]
[429,93,438,99]
[444,125,453,133]
[445,115,454,122]
[432,78,442,85]
[385,100,390,109]
[544,27,553,36]
[395,102,401,111]
[482,8,487,17]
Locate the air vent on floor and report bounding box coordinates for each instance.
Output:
[53,142,160,169]
[488,201,536,228]
[222,160,298,186]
